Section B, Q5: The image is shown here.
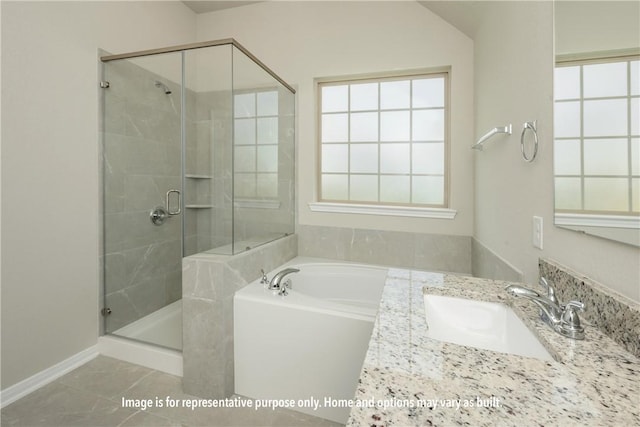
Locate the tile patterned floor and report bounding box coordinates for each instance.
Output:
[1,356,343,427]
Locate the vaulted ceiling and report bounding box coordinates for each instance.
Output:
[181,1,484,39]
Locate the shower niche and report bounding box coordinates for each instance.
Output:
[100,40,295,350]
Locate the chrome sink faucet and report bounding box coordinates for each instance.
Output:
[505,277,585,340]
[268,268,300,296]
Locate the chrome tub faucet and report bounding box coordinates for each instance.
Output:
[505,277,585,340]
[268,268,300,296]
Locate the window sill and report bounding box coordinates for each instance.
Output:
[554,213,640,229]
[308,202,457,219]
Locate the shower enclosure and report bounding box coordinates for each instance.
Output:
[100,39,295,350]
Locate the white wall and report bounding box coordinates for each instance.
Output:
[0,0,196,389]
[474,1,640,301]
[196,1,475,237]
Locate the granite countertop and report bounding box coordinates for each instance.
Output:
[346,269,640,427]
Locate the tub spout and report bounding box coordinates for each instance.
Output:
[268,268,300,291]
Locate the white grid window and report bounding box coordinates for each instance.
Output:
[234,90,279,198]
[554,57,640,214]
[318,72,449,207]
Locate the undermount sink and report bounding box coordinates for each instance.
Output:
[423,294,554,361]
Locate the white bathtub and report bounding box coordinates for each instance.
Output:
[234,258,387,424]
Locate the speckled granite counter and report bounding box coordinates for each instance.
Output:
[347,269,640,427]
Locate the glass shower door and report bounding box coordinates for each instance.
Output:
[101,52,184,350]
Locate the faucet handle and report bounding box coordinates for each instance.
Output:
[260,269,269,285]
[564,300,585,312]
[539,277,558,305]
[559,300,585,340]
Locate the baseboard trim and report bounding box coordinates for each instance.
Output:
[0,346,99,408]
[97,335,183,377]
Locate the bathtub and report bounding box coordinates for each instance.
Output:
[234,258,387,424]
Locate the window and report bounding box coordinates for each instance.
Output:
[317,71,449,209]
[234,90,279,199]
[554,56,640,215]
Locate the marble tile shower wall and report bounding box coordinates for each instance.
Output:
[184,90,230,255]
[297,224,472,274]
[102,59,183,331]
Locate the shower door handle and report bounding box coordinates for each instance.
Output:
[166,189,181,215]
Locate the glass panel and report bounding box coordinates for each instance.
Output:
[554,66,580,100]
[350,83,378,111]
[257,173,278,198]
[322,174,348,200]
[583,99,627,136]
[583,62,627,98]
[631,61,639,96]
[380,111,410,141]
[234,118,256,145]
[184,45,234,259]
[584,178,629,211]
[380,175,410,203]
[412,176,444,205]
[234,93,255,118]
[350,174,378,202]
[412,110,444,141]
[413,142,444,174]
[554,101,581,138]
[554,139,581,175]
[380,80,410,110]
[322,85,348,113]
[257,117,278,144]
[103,51,184,348]
[257,91,278,116]
[554,177,582,210]
[584,139,628,175]
[234,146,256,172]
[322,113,348,142]
[632,138,640,175]
[235,173,256,198]
[232,45,295,252]
[351,112,378,142]
[350,143,378,173]
[322,144,348,173]
[380,143,410,174]
[412,78,444,108]
[631,98,639,136]
[257,145,277,172]
[633,178,640,212]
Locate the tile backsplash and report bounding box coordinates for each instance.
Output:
[539,258,640,358]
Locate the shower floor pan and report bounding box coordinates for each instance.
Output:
[112,300,182,351]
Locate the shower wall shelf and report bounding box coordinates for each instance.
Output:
[185,205,214,209]
[472,124,512,151]
[185,174,213,179]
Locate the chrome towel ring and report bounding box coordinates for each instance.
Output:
[521,120,538,162]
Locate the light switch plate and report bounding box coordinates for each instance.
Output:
[533,216,543,249]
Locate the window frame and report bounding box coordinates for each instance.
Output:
[314,68,452,215]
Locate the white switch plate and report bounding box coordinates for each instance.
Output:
[533,216,543,249]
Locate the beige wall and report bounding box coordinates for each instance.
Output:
[196,1,475,237]
[555,1,640,55]
[0,1,196,389]
[474,1,639,301]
